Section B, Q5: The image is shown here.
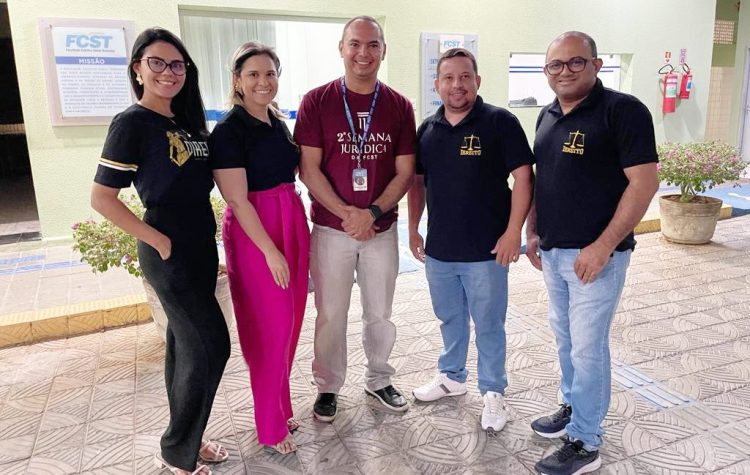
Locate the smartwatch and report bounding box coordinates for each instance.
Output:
[368,205,383,220]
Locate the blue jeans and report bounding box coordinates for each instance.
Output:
[540,248,631,450]
[425,256,509,395]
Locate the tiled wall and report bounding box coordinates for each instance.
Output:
[705,66,735,142]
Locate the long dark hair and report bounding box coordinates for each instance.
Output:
[129,28,207,135]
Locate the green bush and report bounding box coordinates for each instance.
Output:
[73,194,226,278]
[657,141,747,203]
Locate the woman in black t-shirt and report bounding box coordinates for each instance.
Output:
[91,28,229,475]
[209,42,309,455]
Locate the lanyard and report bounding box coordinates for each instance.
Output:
[341,77,380,169]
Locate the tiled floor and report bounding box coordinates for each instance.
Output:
[1,215,750,474]
[0,244,142,316]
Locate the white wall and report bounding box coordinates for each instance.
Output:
[8,0,717,239]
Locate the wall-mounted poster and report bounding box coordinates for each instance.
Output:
[38,18,136,126]
[420,32,478,120]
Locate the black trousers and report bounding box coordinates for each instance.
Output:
[139,210,230,471]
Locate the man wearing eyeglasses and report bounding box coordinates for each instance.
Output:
[526,32,659,475]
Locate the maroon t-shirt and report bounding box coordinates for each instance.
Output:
[294,79,416,232]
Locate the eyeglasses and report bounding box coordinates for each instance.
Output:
[544,56,590,76]
[139,56,188,76]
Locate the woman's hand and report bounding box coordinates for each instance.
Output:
[264,247,290,289]
[152,232,172,260]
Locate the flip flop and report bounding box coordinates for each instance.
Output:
[154,452,211,474]
[199,439,229,463]
[267,432,297,455]
[287,418,300,432]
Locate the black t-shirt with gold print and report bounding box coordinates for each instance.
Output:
[94,104,213,210]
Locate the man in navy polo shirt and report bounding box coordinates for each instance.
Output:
[407,48,533,432]
[526,32,659,475]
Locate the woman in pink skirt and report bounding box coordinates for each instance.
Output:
[209,42,309,454]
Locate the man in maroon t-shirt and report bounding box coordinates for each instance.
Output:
[295,15,416,421]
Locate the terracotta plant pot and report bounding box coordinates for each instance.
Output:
[659,194,722,244]
[143,270,235,342]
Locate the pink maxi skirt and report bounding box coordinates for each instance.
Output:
[222,183,310,445]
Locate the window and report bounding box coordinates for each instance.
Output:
[508,53,622,108]
[180,11,346,129]
[714,19,736,45]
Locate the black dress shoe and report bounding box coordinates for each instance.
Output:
[313,393,337,422]
[365,384,409,412]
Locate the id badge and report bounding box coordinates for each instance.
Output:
[352,168,368,191]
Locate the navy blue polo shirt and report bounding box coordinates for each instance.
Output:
[533,79,658,252]
[209,105,299,191]
[417,96,534,262]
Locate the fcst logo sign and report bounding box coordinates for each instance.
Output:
[65,35,113,49]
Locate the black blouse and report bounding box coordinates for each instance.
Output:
[95,104,213,209]
[209,105,299,191]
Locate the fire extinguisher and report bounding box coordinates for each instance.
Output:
[659,64,678,113]
[679,63,693,99]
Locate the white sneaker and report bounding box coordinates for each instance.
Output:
[412,373,467,402]
[481,391,508,432]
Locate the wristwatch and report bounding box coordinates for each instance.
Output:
[368,205,383,220]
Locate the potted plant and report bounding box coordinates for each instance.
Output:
[72,195,234,339]
[657,141,747,244]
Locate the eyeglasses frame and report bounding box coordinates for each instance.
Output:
[544,56,594,76]
[138,56,189,76]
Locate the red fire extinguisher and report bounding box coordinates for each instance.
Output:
[679,63,692,99]
[659,64,678,113]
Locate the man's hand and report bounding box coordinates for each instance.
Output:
[574,242,612,284]
[409,232,426,262]
[491,231,521,266]
[351,227,377,241]
[341,205,376,238]
[525,233,542,271]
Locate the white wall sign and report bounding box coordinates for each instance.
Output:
[39,18,136,126]
[420,32,478,120]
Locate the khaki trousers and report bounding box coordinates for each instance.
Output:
[310,224,399,393]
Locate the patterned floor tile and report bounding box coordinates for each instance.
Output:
[427,407,483,441]
[296,437,354,473]
[402,438,465,474]
[85,413,135,445]
[135,406,170,435]
[670,433,747,472]
[27,445,82,474]
[462,454,532,474]
[597,458,652,475]
[714,460,750,474]
[0,412,41,440]
[607,421,665,457]
[633,410,700,445]
[0,459,28,475]
[34,424,86,454]
[0,433,35,464]
[3,217,750,473]
[635,444,707,474]
[79,435,132,471]
[356,452,421,475]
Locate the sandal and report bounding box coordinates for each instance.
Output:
[154,452,211,475]
[199,439,228,463]
[267,432,297,455]
[287,418,300,432]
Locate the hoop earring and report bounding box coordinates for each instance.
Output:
[136,74,143,85]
